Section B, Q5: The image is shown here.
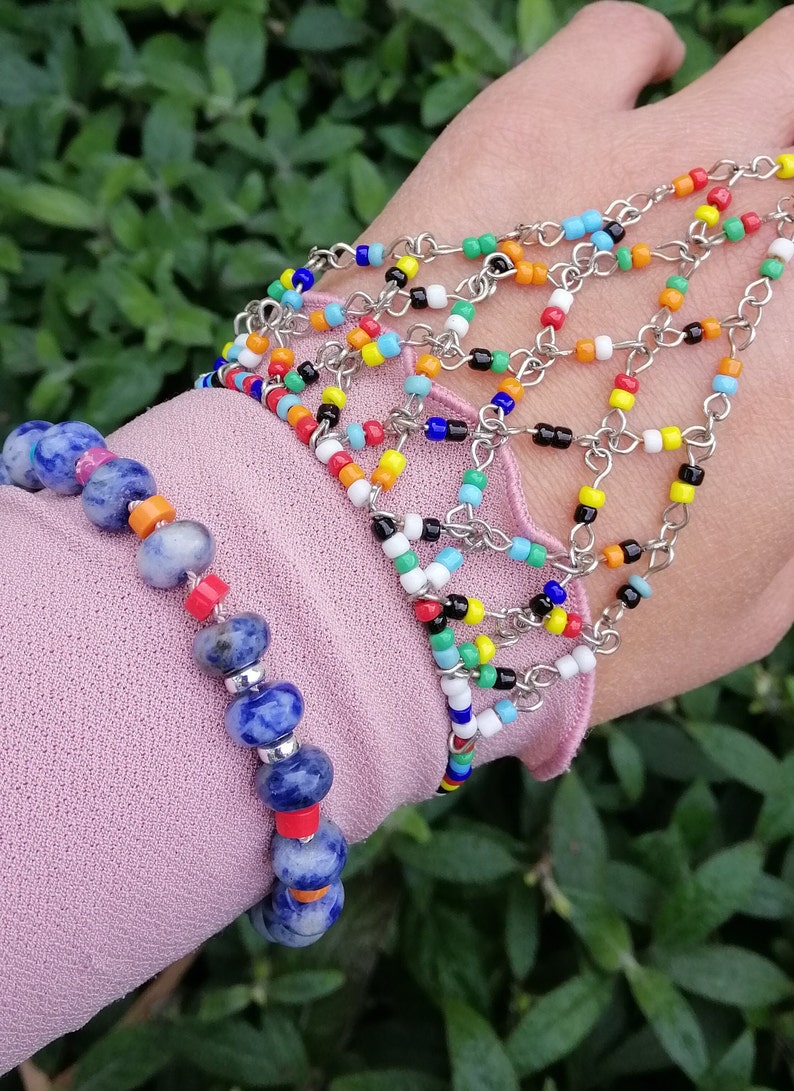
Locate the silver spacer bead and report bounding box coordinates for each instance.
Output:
[257,734,300,765]
[223,659,267,695]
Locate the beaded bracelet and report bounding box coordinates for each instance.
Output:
[0,421,347,948]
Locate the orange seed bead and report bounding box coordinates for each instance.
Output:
[289,886,330,904]
[531,262,548,285]
[498,376,523,402]
[371,467,397,491]
[514,260,535,285]
[659,287,684,311]
[701,317,721,339]
[287,404,311,427]
[310,309,330,331]
[671,174,695,198]
[246,332,270,354]
[631,243,651,268]
[498,239,524,263]
[416,352,442,378]
[602,544,624,569]
[575,339,596,363]
[718,356,743,378]
[270,346,294,367]
[346,327,370,350]
[128,495,176,539]
[339,463,365,488]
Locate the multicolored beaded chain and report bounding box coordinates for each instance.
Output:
[196,153,794,798]
[0,422,347,948]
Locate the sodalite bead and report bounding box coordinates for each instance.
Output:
[192,612,270,675]
[270,878,345,936]
[2,420,51,489]
[255,743,333,811]
[136,519,215,588]
[225,681,303,747]
[271,816,347,888]
[81,458,156,531]
[31,421,106,494]
[248,898,326,947]
[0,460,11,485]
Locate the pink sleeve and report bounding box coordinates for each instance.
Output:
[0,298,593,1070]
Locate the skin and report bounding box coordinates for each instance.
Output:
[325,2,794,728]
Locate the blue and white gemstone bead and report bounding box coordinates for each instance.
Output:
[136,519,215,588]
[32,421,106,494]
[81,458,156,531]
[2,420,52,490]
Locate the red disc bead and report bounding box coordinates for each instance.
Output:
[563,612,583,639]
[741,210,762,234]
[267,360,290,379]
[689,166,708,191]
[294,414,319,444]
[359,316,381,338]
[265,387,288,413]
[242,374,259,395]
[540,306,565,331]
[707,185,731,211]
[414,599,443,623]
[184,573,230,622]
[327,451,353,477]
[274,804,321,839]
[614,372,639,394]
[362,419,385,445]
[223,366,246,389]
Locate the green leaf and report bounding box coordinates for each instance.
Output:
[292,122,363,165]
[269,969,345,1004]
[662,945,793,1007]
[196,984,253,1022]
[626,964,708,1080]
[4,183,99,230]
[506,974,613,1076]
[568,893,633,973]
[376,123,432,162]
[505,882,539,979]
[285,5,368,51]
[755,753,794,842]
[398,0,514,71]
[79,351,165,432]
[393,828,518,884]
[605,861,662,925]
[628,719,725,782]
[174,1015,308,1087]
[699,1031,755,1091]
[348,152,389,223]
[100,266,165,329]
[551,770,608,895]
[421,73,480,127]
[0,235,21,274]
[741,871,794,919]
[678,682,720,723]
[205,9,265,95]
[608,729,645,802]
[445,999,519,1091]
[687,722,783,794]
[142,98,195,168]
[516,0,559,54]
[330,1073,447,1091]
[28,368,74,421]
[72,1025,171,1091]
[672,780,718,853]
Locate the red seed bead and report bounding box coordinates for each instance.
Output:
[223,366,246,389]
[707,185,731,212]
[414,599,443,623]
[295,415,319,444]
[274,804,321,839]
[563,612,583,639]
[327,451,353,477]
[540,305,565,331]
[184,573,230,622]
[359,316,381,338]
[267,360,290,379]
[741,210,762,234]
[689,166,708,191]
[242,374,260,395]
[362,419,385,445]
[614,373,639,394]
[265,387,289,414]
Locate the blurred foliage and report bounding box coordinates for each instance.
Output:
[1,0,792,1089]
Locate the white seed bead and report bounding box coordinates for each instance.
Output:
[237,347,262,369]
[768,237,794,264]
[425,561,452,590]
[403,512,423,540]
[426,284,448,309]
[594,335,613,361]
[642,428,663,454]
[571,644,597,673]
[234,332,249,346]
[440,674,469,697]
[476,708,504,738]
[315,438,343,464]
[444,313,469,338]
[454,716,478,740]
[447,687,473,711]
[549,288,574,314]
[555,654,580,681]
[346,478,372,507]
[399,567,426,594]
[382,531,410,559]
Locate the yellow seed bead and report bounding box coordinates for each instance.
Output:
[362,342,385,367]
[463,598,484,625]
[578,485,605,509]
[379,449,407,477]
[669,480,695,504]
[321,385,346,409]
[543,606,567,635]
[776,153,794,179]
[660,426,682,450]
[609,388,635,411]
[694,204,720,228]
[222,341,234,360]
[474,634,496,664]
[279,268,296,289]
[396,254,420,279]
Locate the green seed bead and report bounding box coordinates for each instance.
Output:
[394,550,419,574]
[462,237,481,259]
[476,663,498,688]
[283,370,305,393]
[527,542,547,568]
[615,246,632,271]
[458,642,480,670]
[463,468,488,491]
[478,233,498,255]
[666,275,689,294]
[490,350,510,373]
[429,626,455,651]
[450,749,474,766]
[267,279,286,301]
[723,216,745,242]
[760,257,785,280]
[451,299,476,322]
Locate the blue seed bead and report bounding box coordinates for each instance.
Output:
[581,209,603,233]
[508,536,531,562]
[192,612,270,675]
[367,243,385,266]
[448,756,473,775]
[426,417,447,441]
[271,878,345,937]
[291,267,314,291]
[355,244,370,267]
[628,574,652,599]
[433,645,460,670]
[136,519,215,589]
[233,371,249,391]
[449,705,473,725]
[377,332,401,358]
[226,344,241,362]
[276,393,301,420]
[492,391,515,414]
[0,460,11,485]
[527,542,547,568]
[256,743,333,811]
[32,421,106,495]
[2,420,51,490]
[543,580,567,606]
[281,289,303,311]
[712,374,738,396]
[213,357,226,370]
[562,216,586,240]
[248,377,264,400]
[346,423,366,450]
[458,483,483,507]
[436,546,464,573]
[271,816,347,888]
[225,681,303,747]
[324,302,346,328]
[248,899,326,947]
[446,763,472,782]
[591,230,614,251]
[494,699,518,724]
[404,374,432,397]
[81,458,156,531]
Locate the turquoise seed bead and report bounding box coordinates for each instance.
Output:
[712,374,738,395]
[628,574,652,599]
[723,217,745,241]
[367,243,385,266]
[284,371,305,393]
[591,230,614,251]
[276,393,301,420]
[226,344,241,362]
[346,423,366,450]
[394,550,419,574]
[433,645,460,669]
[581,209,603,233]
[436,547,464,572]
[377,332,401,358]
[616,246,632,271]
[462,236,481,259]
[448,756,473,775]
[562,216,585,240]
[404,374,431,397]
[451,299,476,322]
[476,663,497,688]
[458,642,479,670]
[527,542,547,568]
[494,699,518,724]
[267,280,286,301]
[508,536,531,561]
[429,626,456,651]
[462,468,487,490]
[324,302,346,327]
[760,257,784,279]
[478,233,498,254]
[491,351,510,373]
[458,483,483,507]
[233,372,249,391]
[666,275,688,294]
[281,289,303,310]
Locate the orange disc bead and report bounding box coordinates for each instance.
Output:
[631,243,651,268]
[702,316,721,339]
[339,463,365,488]
[270,346,294,367]
[498,239,524,263]
[289,885,330,904]
[128,495,176,539]
[575,339,596,363]
[671,174,695,198]
[718,356,743,377]
[514,260,535,284]
[371,467,396,491]
[346,326,371,350]
[531,262,548,285]
[659,287,684,311]
[310,309,330,331]
[602,544,624,569]
[498,376,523,402]
[416,352,442,378]
[287,404,311,427]
[246,332,270,354]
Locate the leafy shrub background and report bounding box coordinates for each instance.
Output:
[1,0,792,1089]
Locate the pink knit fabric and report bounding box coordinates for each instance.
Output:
[0,296,593,1070]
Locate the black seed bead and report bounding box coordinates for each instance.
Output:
[491,255,511,274]
[469,347,492,371]
[410,286,428,309]
[297,361,320,384]
[385,266,408,288]
[371,516,397,541]
[421,517,442,542]
[617,584,642,609]
[619,539,642,564]
[575,503,598,525]
[604,220,626,243]
[533,422,555,447]
[444,594,469,621]
[426,614,447,636]
[678,463,705,487]
[529,593,553,617]
[446,420,468,441]
[210,370,226,387]
[552,426,573,450]
[493,667,517,690]
[317,403,340,427]
[682,321,703,345]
